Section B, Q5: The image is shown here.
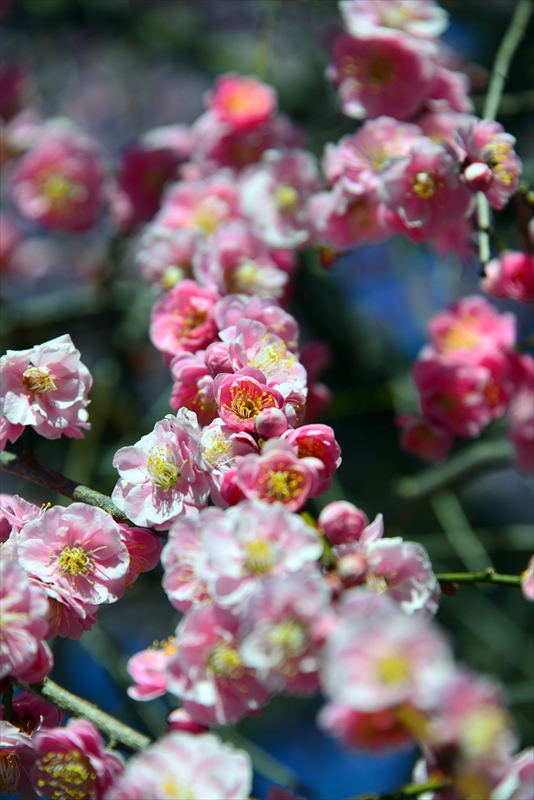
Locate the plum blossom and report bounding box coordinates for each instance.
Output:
[149,280,220,360]
[339,0,449,40]
[281,424,341,495]
[0,334,92,447]
[103,731,252,800]
[309,181,389,250]
[214,369,286,432]
[156,171,241,236]
[319,501,369,545]
[215,294,299,352]
[328,31,437,120]
[491,749,534,800]
[520,556,534,602]
[166,604,271,725]
[508,354,534,472]
[43,585,99,640]
[200,418,259,504]
[117,523,162,588]
[0,493,41,539]
[0,722,36,799]
[239,571,332,694]
[0,557,51,681]
[9,121,107,232]
[18,503,129,605]
[161,512,212,613]
[0,691,63,734]
[396,413,454,462]
[482,252,534,303]
[32,719,124,800]
[208,73,277,130]
[127,637,178,701]
[239,148,320,248]
[112,410,210,530]
[317,702,413,753]
[169,350,218,427]
[135,224,196,289]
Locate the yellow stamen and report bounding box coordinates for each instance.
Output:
[413,171,436,199]
[0,753,21,795]
[263,468,304,502]
[36,749,96,800]
[377,653,411,685]
[57,547,91,577]
[146,446,180,490]
[206,641,243,678]
[275,185,299,213]
[244,539,274,574]
[269,618,308,658]
[22,366,57,394]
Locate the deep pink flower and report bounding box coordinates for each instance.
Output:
[0,722,36,799]
[340,0,449,40]
[32,719,124,800]
[117,523,162,588]
[0,557,50,681]
[317,702,413,753]
[482,251,534,303]
[319,501,369,545]
[214,370,285,432]
[205,341,234,377]
[112,410,210,530]
[328,31,437,120]
[18,503,129,605]
[426,67,473,114]
[309,184,389,250]
[457,119,522,210]
[508,354,534,472]
[0,334,92,442]
[9,122,106,232]
[208,73,277,130]
[239,571,332,694]
[215,294,299,352]
[166,708,208,734]
[156,171,241,236]
[166,604,271,725]
[235,446,320,512]
[169,350,218,427]
[149,280,220,360]
[255,407,289,438]
[281,424,341,495]
[379,139,474,238]
[43,585,99,640]
[104,731,252,800]
[239,148,320,248]
[396,413,454,462]
[521,556,534,602]
[127,637,178,701]
[0,690,63,733]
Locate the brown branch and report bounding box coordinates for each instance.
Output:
[13,677,152,754]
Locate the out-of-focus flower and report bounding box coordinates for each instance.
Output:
[0,721,36,799]
[0,691,63,734]
[318,702,413,753]
[491,748,534,800]
[319,501,369,545]
[521,556,534,601]
[508,354,534,472]
[127,637,178,701]
[339,0,449,40]
[482,252,534,303]
[215,294,299,352]
[396,413,454,462]
[149,280,220,361]
[103,731,252,800]
[309,183,389,249]
[208,73,277,130]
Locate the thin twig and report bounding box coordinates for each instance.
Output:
[477,0,534,267]
[13,678,152,754]
[436,567,522,587]
[353,777,452,800]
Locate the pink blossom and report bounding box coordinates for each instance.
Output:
[281,424,341,494]
[340,0,449,40]
[201,415,258,471]
[32,719,124,800]
[491,749,534,800]
[430,218,475,263]
[112,410,210,530]
[508,354,534,472]
[205,341,234,377]
[239,571,332,694]
[214,370,286,432]
[117,523,162,588]
[0,691,63,733]
[0,557,50,681]
[215,294,299,352]
[520,556,534,601]
[43,585,99,640]
[208,73,277,130]
[426,67,473,114]
[379,140,474,238]
[317,702,413,753]
[135,224,195,289]
[0,721,36,799]
[166,604,271,725]
[114,147,180,228]
[0,64,31,121]
[127,638,178,701]
[9,122,106,232]
[166,708,208,734]
[396,413,454,462]
[0,493,41,538]
[321,593,454,712]
[149,279,220,360]
[161,511,216,613]
[457,119,522,210]
[482,251,534,303]
[235,445,320,512]
[0,212,21,270]
[194,221,288,299]
[239,148,320,248]
[104,731,252,800]
[256,407,289,438]
[328,31,437,120]
[18,503,129,605]
[309,183,389,250]
[169,350,218,427]
[319,501,369,545]
[156,171,241,236]
[1,334,92,443]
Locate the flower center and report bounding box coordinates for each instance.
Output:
[275,185,299,213]
[226,383,276,421]
[202,432,232,466]
[461,706,510,757]
[250,341,295,381]
[0,753,20,794]
[175,307,208,343]
[57,546,91,577]
[146,446,181,490]
[206,641,243,678]
[366,572,388,593]
[244,539,274,574]
[190,196,228,235]
[269,618,308,658]
[227,260,262,294]
[377,653,411,686]
[36,749,96,800]
[264,468,304,502]
[413,171,436,199]
[368,58,394,86]
[161,778,195,800]
[22,365,57,394]
[484,141,514,184]
[224,82,271,117]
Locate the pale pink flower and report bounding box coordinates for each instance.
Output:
[214,370,286,432]
[127,637,178,701]
[43,586,99,640]
[234,446,320,512]
[419,110,476,157]
[239,571,332,694]
[281,424,341,495]
[457,119,522,210]
[32,719,124,800]
[328,31,437,120]
[112,410,210,530]
[508,353,534,472]
[135,224,195,289]
[169,350,218,427]
[321,593,454,712]
[520,556,534,601]
[117,523,162,588]
[161,511,213,613]
[0,493,41,538]
[215,294,299,352]
[491,748,534,800]
[0,722,36,799]
[379,140,474,238]
[194,221,288,299]
[317,702,413,753]
[166,708,207,734]
[309,183,389,250]
[319,501,369,545]
[0,334,92,442]
[9,122,106,232]
[482,252,534,303]
[208,73,277,130]
[149,279,220,360]
[18,503,129,605]
[239,148,320,248]
[104,731,252,800]
[340,0,449,40]
[0,557,50,681]
[0,690,63,733]
[166,604,271,725]
[426,67,473,114]
[156,171,241,236]
[430,218,475,263]
[396,413,454,462]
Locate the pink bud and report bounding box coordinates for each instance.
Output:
[204,342,233,377]
[255,407,288,438]
[336,553,368,588]
[319,501,369,545]
[167,708,208,734]
[463,161,493,192]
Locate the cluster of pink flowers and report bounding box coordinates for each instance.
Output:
[397,295,534,471]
